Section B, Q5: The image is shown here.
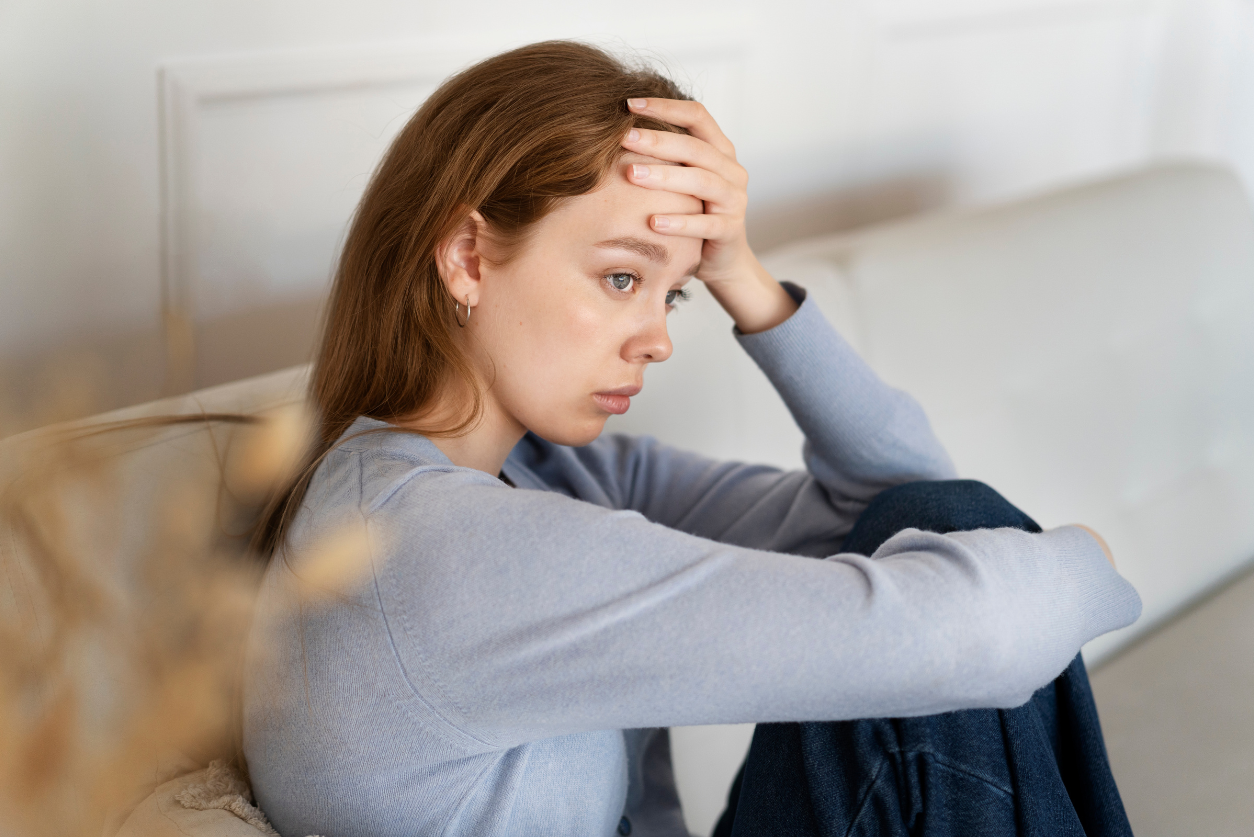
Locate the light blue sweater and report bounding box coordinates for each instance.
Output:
[243,286,1141,837]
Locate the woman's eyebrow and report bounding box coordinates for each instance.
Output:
[595,237,670,264]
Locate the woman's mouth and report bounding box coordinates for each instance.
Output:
[593,385,641,415]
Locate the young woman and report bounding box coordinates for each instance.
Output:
[243,41,1141,837]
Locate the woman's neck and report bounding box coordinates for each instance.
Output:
[397,388,525,477]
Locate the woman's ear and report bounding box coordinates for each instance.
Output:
[436,210,487,306]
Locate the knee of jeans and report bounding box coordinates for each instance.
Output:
[870,479,997,513]
[862,479,1040,536]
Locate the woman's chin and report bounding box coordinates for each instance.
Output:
[528,414,610,448]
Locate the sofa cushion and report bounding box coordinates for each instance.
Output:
[114,760,314,837]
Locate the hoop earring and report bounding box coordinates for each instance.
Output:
[454,294,471,328]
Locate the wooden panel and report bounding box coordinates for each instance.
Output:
[158,39,747,390]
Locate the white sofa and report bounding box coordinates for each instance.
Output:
[3,161,1252,837]
[622,160,1254,665]
[604,160,1254,832]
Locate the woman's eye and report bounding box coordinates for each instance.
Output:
[606,273,636,292]
[666,288,693,307]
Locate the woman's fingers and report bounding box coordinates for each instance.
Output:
[646,212,731,241]
[628,98,736,159]
[622,128,746,187]
[624,98,791,332]
[627,162,744,213]
[622,98,745,213]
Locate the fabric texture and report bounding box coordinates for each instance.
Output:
[714,480,1133,837]
[114,760,318,837]
[174,761,285,837]
[242,284,1141,837]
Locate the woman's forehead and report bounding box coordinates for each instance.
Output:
[533,184,700,265]
[528,151,702,254]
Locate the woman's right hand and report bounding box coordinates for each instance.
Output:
[1071,524,1116,569]
[620,98,798,334]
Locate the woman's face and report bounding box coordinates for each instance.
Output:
[470,154,704,447]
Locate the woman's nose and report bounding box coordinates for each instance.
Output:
[625,308,673,364]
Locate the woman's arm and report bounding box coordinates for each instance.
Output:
[362,460,1138,748]
[506,281,956,552]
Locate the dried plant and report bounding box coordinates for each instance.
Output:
[0,379,370,837]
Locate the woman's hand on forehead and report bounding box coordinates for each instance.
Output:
[621,98,797,334]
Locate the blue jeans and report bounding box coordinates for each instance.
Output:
[712,480,1133,837]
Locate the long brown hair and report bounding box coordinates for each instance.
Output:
[253,41,690,557]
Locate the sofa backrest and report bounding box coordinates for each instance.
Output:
[5,161,1250,668]
[611,161,1254,662]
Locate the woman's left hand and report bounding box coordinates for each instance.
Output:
[622,98,797,334]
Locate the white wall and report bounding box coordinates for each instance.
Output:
[4,0,1254,426]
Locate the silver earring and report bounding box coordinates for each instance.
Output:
[454,294,471,328]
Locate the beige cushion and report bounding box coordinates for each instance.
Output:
[0,365,310,646]
[0,367,311,837]
[114,760,310,837]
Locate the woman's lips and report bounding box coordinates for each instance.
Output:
[593,385,641,415]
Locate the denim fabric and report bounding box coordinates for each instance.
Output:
[713,480,1133,837]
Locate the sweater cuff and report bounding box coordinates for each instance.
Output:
[1040,525,1143,641]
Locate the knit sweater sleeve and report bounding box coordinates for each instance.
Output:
[365,467,1139,747]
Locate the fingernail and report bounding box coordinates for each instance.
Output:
[626,129,640,143]
[652,216,670,230]
[632,164,650,179]
[629,98,648,110]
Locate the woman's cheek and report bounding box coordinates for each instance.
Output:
[534,294,611,364]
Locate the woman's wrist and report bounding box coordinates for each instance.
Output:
[706,255,798,334]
